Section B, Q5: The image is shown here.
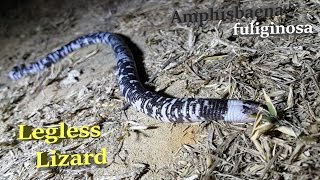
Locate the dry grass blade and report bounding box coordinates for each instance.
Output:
[251,113,263,137]
[252,139,267,161]
[251,123,274,140]
[288,142,305,163]
[259,148,282,180]
[286,85,294,110]
[274,126,297,138]
[251,113,274,161]
[262,89,277,118]
[251,113,274,140]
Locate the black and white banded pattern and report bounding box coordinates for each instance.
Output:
[9,32,261,123]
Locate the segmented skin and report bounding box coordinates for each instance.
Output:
[9,32,260,123]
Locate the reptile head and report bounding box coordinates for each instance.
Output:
[224,100,262,123]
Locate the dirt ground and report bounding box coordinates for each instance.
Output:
[0,0,319,179]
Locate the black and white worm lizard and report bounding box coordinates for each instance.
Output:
[9,32,261,123]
